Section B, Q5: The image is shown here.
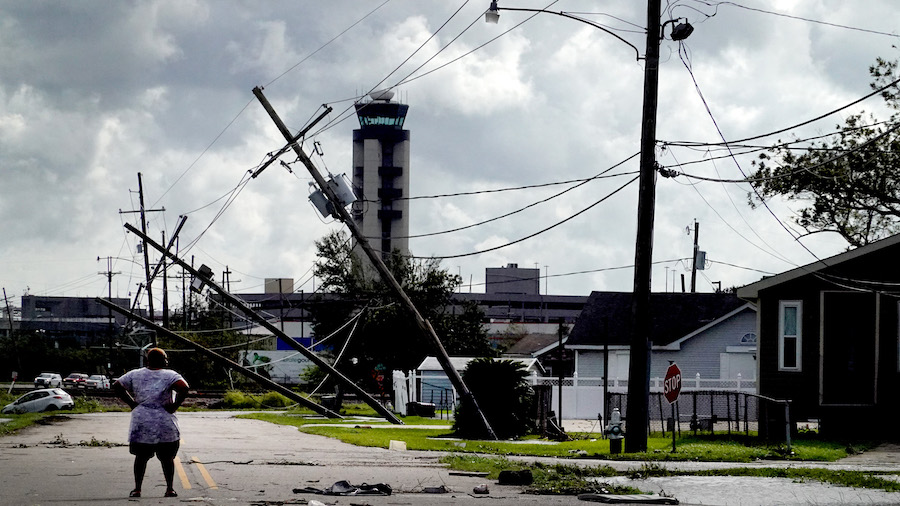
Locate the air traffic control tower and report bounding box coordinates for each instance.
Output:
[352,90,410,261]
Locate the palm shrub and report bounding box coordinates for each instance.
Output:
[453,358,535,439]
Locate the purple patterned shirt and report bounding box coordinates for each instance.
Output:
[118,367,187,444]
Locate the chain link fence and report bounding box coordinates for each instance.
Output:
[607,390,791,442]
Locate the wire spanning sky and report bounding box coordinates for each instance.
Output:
[1,0,899,308]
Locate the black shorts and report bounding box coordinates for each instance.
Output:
[129,440,180,459]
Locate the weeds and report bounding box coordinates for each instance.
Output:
[78,436,121,447]
[47,433,69,446]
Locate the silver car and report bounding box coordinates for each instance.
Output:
[1,389,75,414]
[34,372,62,389]
[84,374,110,390]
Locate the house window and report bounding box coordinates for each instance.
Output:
[779,301,802,371]
[740,332,757,344]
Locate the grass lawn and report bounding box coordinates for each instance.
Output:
[237,411,898,495]
[237,411,865,462]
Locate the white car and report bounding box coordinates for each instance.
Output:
[34,372,62,389]
[1,389,75,414]
[84,374,110,390]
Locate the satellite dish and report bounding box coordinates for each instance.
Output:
[369,89,395,101]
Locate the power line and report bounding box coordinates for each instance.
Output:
[386,153,639,240]
[687,1,900,39]
[665,74,900,147]
[677,41,823,263]
[411,175,639,260]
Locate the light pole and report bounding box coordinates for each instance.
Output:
[486,1,692,452]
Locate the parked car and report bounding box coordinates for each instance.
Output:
[62,373,89,389]
[34,372,62,389]
[1,389,75,414]
[84,374,110,390]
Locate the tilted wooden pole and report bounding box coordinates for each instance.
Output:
[96,297,341,418]
[123,222,402,424]
[252,86,497,439]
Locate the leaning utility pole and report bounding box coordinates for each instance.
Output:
[119,173,165,345]
[123,223,402,424]
[252,86,497,439]
[96,297,341,418]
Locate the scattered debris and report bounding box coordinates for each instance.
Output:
[449,471,489,477]
[248,500,306,506]
[473,484,489,494]
[423,485,449,494]
[293,480,392,496]
[498,469,533,485]
[389,440,407,451]
[578,493,679,504]
[264,460,318,466]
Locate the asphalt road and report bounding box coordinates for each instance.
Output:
[1,411,899,505]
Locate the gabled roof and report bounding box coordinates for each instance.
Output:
[503,333,561,357]
[653,302,756,351]
[566,292,745,347]
[737,233,900,300]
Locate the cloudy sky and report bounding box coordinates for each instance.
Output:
[1,0,898,309]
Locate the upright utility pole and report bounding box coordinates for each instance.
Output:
[690,220,699,293]
[627,0,662,453]
[98,256,121,371]
[252,86,497,439]
[162,231,169,328]
[2,288,22,373]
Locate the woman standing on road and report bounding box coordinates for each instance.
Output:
[113,347,189,498]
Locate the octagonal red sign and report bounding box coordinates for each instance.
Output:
[663,362,682,404]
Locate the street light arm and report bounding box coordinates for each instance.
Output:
[494,7,641,61]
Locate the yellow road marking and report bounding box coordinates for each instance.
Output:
[192,456,218,489]
[174,455,192,490]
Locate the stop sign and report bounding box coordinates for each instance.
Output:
[663,362,682,404]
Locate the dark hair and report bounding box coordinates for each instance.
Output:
[147,348,168,369]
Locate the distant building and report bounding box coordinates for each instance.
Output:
[485,263,540,295]
[18,295,131,346]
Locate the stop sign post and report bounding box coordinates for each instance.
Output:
[663,362,682,452]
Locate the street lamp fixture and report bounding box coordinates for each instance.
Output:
[485,1,692,453]
[485,0,500,24]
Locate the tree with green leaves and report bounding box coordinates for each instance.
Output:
[453,357,535,439]
[310,231,494,389]
[162,301,248,389]
[749,57,900,247]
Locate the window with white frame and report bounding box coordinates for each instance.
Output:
[779,301,802,371]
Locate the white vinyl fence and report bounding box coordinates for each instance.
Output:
[397,371,755,420]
